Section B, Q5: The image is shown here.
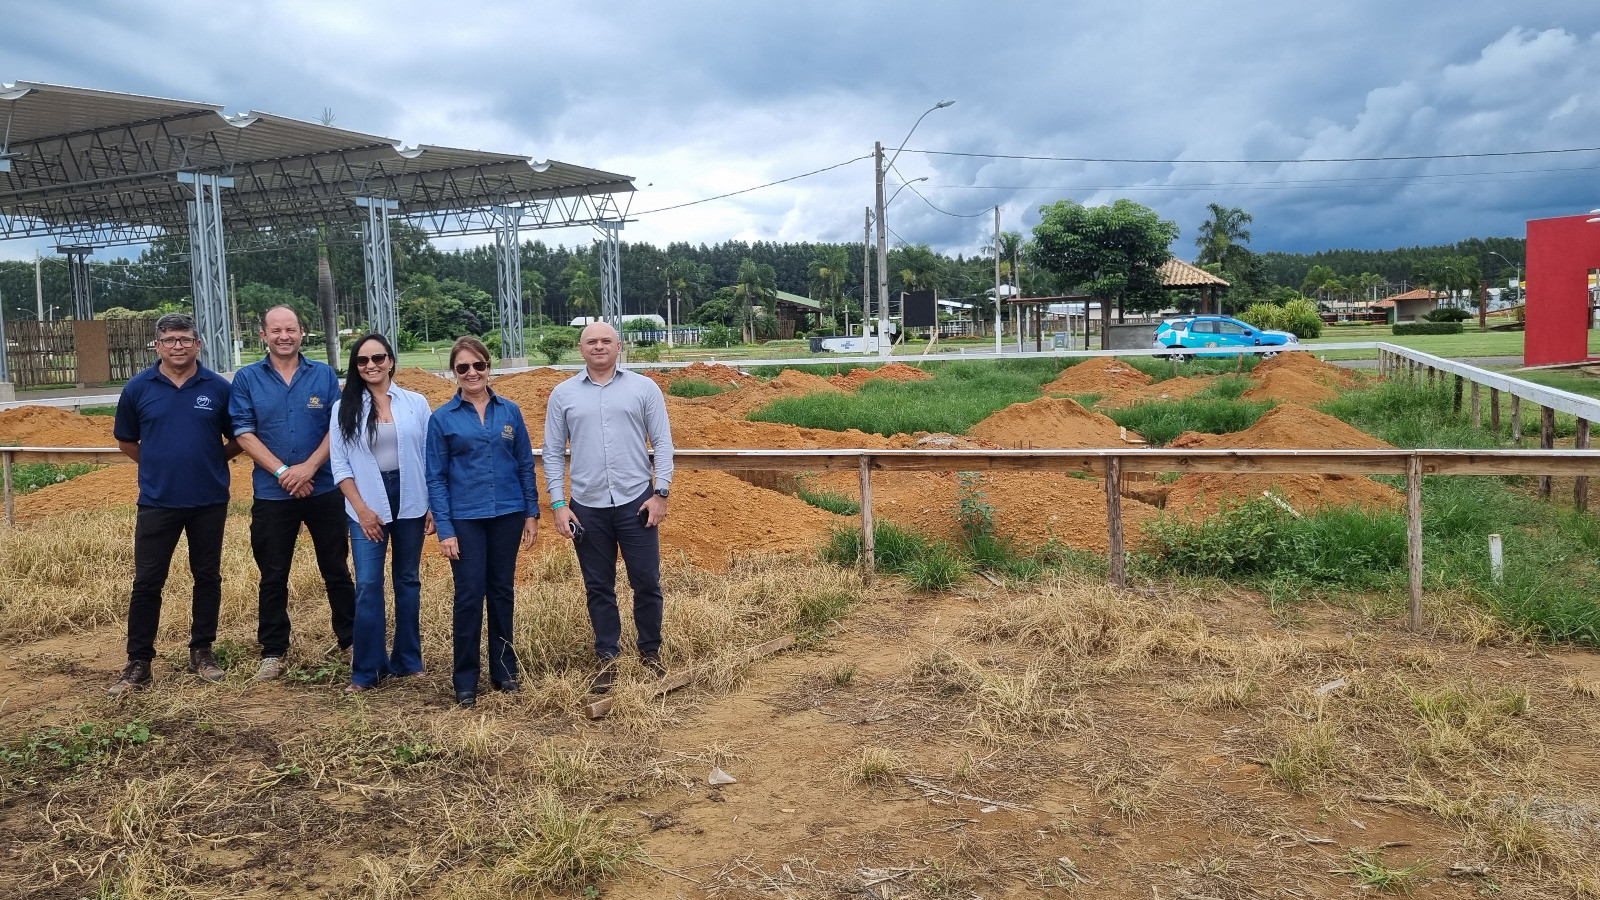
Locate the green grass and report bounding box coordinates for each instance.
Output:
[1104,396,1274,446]
[1500,368,1600,401]
[8,462,102,494]
[750,364,1055,436]
[822,522,969,591]
[78,405,119,417]
[666,378,730,398]
[795,487,860,516]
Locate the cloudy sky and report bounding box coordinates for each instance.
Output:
[6,1,1600,261]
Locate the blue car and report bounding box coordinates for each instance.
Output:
[1153,315,1299,359]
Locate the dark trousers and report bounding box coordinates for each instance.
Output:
[571,487,663,659]
[127,503,228,662]
[251,490,355,658]
[448,512,524,694]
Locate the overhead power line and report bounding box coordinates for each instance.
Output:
[900,146,1600,164]
[924,161,1600,192]
[631,154,871,216]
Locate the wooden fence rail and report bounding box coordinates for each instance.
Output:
[8,445,1600,632]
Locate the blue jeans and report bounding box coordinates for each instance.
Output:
[448,512,524,694]
[348,470,426,688]
[571,486,663,660]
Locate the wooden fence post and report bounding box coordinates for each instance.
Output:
[1511,396,1522,448]
[1407,453,1424,631]
[1577,419,1591,513]
[1106,456,1125,588]
[2,450,12,527]
[858,455,875,581]
[1428,367,1436,387]
[1540,407,1555,499]
[1470,383,1481,429]
[1453,374,1463,413]
[1490,388,1500,437]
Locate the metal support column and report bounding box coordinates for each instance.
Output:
[597,220,623,331]
[492,205,526,362]
[180,172,234,372]
[356,197,400,347]
[58,245,94,319]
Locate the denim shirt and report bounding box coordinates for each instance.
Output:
[229,354,340,500]
[425,389,540,541]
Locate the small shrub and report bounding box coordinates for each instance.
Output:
[1424,306,1472,322]
[535,333,575,365]
[630,344,662,362]
[9,462,101,495]
[1105,397,1273,447]
[1393,322,1463,336]
[796,487,859,516]
[702,323,736,348]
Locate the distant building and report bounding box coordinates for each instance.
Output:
[1374,288,1442,323]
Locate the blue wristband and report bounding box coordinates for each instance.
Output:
[551,500,567,509]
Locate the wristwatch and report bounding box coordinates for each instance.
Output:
[655,487,669,499]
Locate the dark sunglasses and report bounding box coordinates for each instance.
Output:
[454,360,489,374]
[354,353,390,367]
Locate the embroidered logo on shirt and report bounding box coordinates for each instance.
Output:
[307,396,325,409]
[193,394,214,411]
[502,424,515,440]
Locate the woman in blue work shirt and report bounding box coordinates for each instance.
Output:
[425,336,540,707]
[329,333,434,694]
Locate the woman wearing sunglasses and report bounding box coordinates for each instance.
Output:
[425,337,540,707]
[329,333,435,694]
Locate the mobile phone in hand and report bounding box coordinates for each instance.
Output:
[639,508,651,528]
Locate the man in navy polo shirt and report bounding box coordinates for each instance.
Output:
[230,305,354,684]
[108,313,241,696]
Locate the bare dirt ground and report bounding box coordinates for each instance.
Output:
[3,354,1599,898]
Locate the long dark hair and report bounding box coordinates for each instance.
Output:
[339,333,397,445]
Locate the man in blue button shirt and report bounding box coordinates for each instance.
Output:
[230,306,355,684]
[108,313,241,696]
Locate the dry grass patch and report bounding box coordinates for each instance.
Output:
[1165,673,1261,709]
[839,746,908,786]
[911,647,1086,746]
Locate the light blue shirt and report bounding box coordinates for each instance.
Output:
[329,384,433,523]
[544,366,674,508]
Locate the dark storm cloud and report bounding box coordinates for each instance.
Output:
[6,1,1600,259]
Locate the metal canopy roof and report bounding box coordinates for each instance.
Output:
[0,80,635,246]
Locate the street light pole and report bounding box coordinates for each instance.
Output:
[875,101,954,359]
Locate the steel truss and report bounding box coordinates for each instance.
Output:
[182,172,233,372]
[356,197,399,347]
[492,206,525,361]
[58,245,93,319]
[596,220,622,331]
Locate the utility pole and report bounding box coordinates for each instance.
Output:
[874,141,891,359]
[863,207,872,340]
[34,250,43,321]
[993,206,1002,355]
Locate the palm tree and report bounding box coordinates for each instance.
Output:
[733,258,776,343]
[663,258,708,325]
[807,245,851,326]
[1196,204,1254,283]
[562,259,600,319]
[892,243,945,292]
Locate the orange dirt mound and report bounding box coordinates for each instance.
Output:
[828,363,933,389]
[16,457,256,521]
[1041,357,1152,396]
[1170,403,1391,451]
[769,368,841,394]
[647,362,748,389]
[1242,369,1339,405]
[884,432,1003,450]
[671,405,891,450]
[1095,376,1215,410]
[658,469,848,570]
[675,368,845,418]
[1162,404,1399,516]
[490,368,580,437]
[967,397,1144,449]
[801,469,1156,554]
[393,367,456,407]
[1252,350,1358,388]
[0,406,116,447]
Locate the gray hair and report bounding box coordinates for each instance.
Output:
[155,312,197,335]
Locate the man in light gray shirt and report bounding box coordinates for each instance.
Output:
[545,323,674,694]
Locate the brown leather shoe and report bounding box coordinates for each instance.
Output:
[108,660,152,697]
[186,648,225,683]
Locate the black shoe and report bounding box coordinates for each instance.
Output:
[641,652,667,678]
[590,659,617,695]
[455,691,477,708]
[108,659,153,697]
[491,679,521,693]
[186,648,225,683]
